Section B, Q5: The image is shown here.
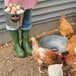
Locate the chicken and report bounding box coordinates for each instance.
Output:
[63,54,76,68]
[59,13,73,38]
[30,37,58,73]
[72,71,76,76]
[66,35,76,55]
[48,64,63,76]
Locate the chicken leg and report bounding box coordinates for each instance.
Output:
[38,66,44,73]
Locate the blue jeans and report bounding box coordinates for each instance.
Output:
[6,9,32,30]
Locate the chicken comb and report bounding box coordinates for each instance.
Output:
[61,13,65,18]
[59,13,65,22]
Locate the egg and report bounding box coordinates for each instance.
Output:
[5,7,11,12]
[16,5,21,10]
[11,10,16,14]
[12,7,17,12]
[8,3,13,8]
[20,9,24,13]
[13,3,17,7]
[10,7,18,14]
[17,10,21,14]
[17,9,24,14]
[5,3,24,14]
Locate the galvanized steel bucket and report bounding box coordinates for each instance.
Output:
[4,7,24,28]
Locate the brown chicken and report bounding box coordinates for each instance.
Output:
[67,35,76,55]
[72,71,76,76]
[59,13,73,38]
[63,54,76,68]
[30,37,58,73]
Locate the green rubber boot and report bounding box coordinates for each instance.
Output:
[10,30,26,57]
[21,30,32,56]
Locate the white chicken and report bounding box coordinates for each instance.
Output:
[48,64,63,76]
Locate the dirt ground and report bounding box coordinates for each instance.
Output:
[0,29,59,76]
[0,27,76,76]
[0,44,48,76]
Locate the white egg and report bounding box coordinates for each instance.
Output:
[5,7,11,12]
[74,47,76,53]
[17,10,21,14]
[16,5,21,10]
[20,9,24,13]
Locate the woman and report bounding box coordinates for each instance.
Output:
[4,0,38,57]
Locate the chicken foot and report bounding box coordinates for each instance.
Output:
[38,66,44,73]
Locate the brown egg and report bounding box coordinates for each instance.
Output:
[13,3,17,7]
[10,11,15,14]
[12,7,17,12]
[72,71,76,76]
[10,9,16,14]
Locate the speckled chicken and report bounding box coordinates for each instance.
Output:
[67,35,76,55]
[59,13,73,38]
[30,37,58,73]
[63,54,76,68]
